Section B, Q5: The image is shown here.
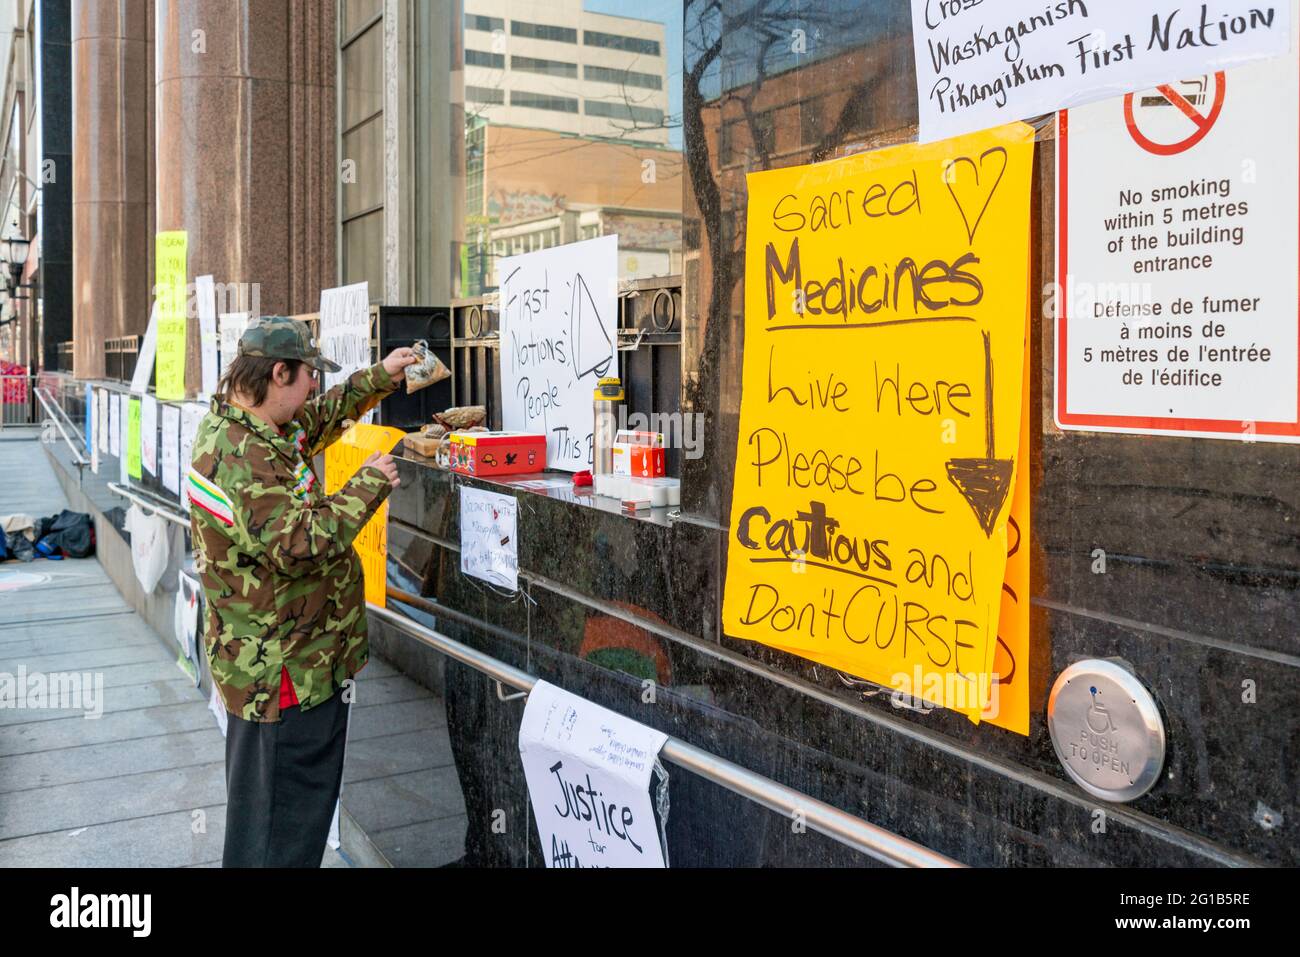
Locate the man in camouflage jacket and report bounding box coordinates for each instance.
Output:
[188,315,415,866]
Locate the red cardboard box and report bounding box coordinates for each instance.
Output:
[448,431,546,476]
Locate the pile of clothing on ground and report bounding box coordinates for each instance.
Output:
[0,510,96,562]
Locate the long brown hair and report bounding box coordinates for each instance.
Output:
[217,355,304,406]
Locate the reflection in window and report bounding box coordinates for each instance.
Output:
[585,100,664,125]
[585,64,663,91]
[510,91,579,114]
[465,49,505,69]
[466,85,505,105]
[584,30,660,57]
[511,20,577,44]
[464,13,503,32]
[453,1,683,296]
[512,55,578,79]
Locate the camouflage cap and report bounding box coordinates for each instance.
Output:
[238,315,342,373]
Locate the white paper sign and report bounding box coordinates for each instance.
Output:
[176,570,202,658]
[459,487,518,589]
[518,680,669,868]
[117,396,129,485]
[179,403,207,509]
[218,311,249,379]
[209,683,228,737]
[195,275,219,398]
[318,281,371,403]
[109,393,120,457]
[161,404,181,494]
[497,235,619,471]
[140,395,158,475]
[130,303,159,394]
[911,0,1291,143]
[1057,11,1299,443]
[97,389,109,453]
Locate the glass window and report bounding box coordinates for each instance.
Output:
[584,65,663,90]
[342,209,383,296]
[465,49,505,69]
[341,21,382,129]
[511,91,579,114]
[511,21,577,44]
[343,0,381,38]
[341,114,384,217]
[512,56,578,79]
[583,30,660,56]
[466,85,505,105]
[464,13,504,32]
[585,100,664,125]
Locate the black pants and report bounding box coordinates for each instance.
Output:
[222,692,350,867]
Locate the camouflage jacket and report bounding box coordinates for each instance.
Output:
[188,363,398,722]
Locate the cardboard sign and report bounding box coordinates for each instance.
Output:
[154,231,188,400]
[722,123,1035,724]
[911,0,1290,144]
[323,423,405,607]
[459,486,519,590]
[496,235,619,472]
[1056,5,1299,442]
[519,680,669,868]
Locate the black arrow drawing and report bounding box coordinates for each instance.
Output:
[945,330,1013,537]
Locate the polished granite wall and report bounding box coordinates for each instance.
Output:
[72,0,154,378]
[383,0,1297,867]
[72,0,337,383]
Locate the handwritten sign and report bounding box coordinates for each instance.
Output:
[721,123,1035,724]
[459,487,519,590]
[1056,16,1300,442]
[518,680,669,868]
[109,393,120,457]
[126,398,142,480]
[324,423,405,607]
[911,1,1290,143]
[154,231,188,400]
[318,282,372,424]
[161,403,181,495]
[140,395,158,476]
[497,235,618,471]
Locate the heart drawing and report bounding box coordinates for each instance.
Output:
[943,146,1009,244]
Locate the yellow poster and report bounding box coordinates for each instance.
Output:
[723,122,1035,724]
[126,398,142,480]
[325,423,406,607]
[154,231,188,401]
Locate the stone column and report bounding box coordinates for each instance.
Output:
[71,0,154,379]
[154,0,335,393]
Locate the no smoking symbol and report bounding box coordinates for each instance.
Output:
[1123,72,1226,156]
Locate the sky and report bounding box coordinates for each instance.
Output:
[585,0,684,148]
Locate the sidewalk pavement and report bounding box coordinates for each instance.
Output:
[0,432,467,867]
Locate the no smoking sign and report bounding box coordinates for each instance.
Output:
[1123,73,1227,156]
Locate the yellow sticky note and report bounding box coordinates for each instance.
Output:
[154,231,188,401]
[722,123,1036,724]
[325,423,406,608]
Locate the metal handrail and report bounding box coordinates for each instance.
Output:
[106,481,192,528]
[33,386,88,467]
[367,599,964,868]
